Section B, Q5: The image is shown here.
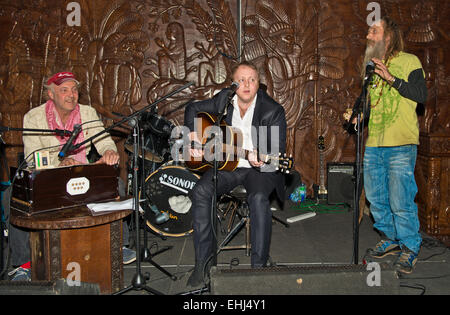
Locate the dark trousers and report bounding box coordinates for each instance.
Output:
[191,167,276,267]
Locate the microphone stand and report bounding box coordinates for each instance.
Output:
[211,92,234,265]
[70,82,194,153]
[0,126,72,137]
[179,91,233,296]
[107,82,193,295]
[0,126,72,279]
[114,118,164,295]
[351,74,371,265]
[139,129,177,281]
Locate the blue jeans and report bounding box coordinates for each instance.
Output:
[363,145,421,254]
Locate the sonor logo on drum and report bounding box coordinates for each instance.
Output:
[159,173,196,193]
[144,164,200,237]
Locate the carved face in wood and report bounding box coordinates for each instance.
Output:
[268,22,295,55]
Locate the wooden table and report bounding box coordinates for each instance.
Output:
[11,207,132,294]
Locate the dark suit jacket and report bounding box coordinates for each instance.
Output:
[184,88,287,200]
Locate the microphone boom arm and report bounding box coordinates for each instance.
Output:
[71,82,194,151]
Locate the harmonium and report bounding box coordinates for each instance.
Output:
[10,164,120,216]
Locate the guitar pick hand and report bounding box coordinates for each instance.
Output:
[248,150,264,168]
[188,131,203,159]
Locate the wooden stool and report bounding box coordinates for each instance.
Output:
[10,207,132,294]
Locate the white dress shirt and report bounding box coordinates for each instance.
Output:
[231,94,257,168]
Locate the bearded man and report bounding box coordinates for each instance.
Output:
[351,18,427,274]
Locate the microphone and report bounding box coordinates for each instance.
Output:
[220,82,240,117]
[364,60,375,82]
[155,211,170,224]
[228,81,239,98]
[58,124,82,159]
[149,203,170,224]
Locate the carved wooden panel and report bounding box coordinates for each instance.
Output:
[0,0,449,238]
[416,134,450,245]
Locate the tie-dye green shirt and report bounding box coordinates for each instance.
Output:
[367,52,424,147]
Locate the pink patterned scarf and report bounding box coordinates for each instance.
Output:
[45,100,87,163]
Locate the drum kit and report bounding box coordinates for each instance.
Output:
[124,111,198,238]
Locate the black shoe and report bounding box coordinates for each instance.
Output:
[187,267,204,287]
[187,262,210,287]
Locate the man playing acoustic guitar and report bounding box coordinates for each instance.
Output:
[183,61,287,287]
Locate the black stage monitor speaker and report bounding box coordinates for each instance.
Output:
[327,162,355,206]
[210,264,400,295]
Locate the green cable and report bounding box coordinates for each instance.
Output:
[289,198,348,214]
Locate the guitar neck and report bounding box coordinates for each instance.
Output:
[319,157,325,187]
[319,151,327,193]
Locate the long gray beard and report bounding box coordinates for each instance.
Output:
[361,40,386,80]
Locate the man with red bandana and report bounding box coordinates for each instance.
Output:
[23,71,119,167]
[6,72,135,281]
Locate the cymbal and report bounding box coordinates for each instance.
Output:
[124,143,163,163]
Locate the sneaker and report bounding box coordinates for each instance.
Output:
[9,267,31,281]
[366,239,401,258]
[122,247,136,264]
[394,247,418,274]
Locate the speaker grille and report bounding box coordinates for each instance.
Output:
[327,163,355,206]
[210,264,399,295]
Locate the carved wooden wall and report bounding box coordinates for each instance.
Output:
[0,1,448,241]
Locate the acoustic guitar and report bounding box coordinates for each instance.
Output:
[184,112,293,173]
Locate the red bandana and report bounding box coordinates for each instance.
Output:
[45,100,87,163]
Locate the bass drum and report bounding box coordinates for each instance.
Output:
[142,162,200,237]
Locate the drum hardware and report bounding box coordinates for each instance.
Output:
[114,81,194,295]
[136,127,177,281]
[124,143,163,163]
[168,136,185,166]
[124,111,175,164]
[114,118,165,295]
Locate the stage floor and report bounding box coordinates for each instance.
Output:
[1,198,448,296]
[120,199,450,295]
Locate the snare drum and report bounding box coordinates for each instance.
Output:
[141,162,200,237]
